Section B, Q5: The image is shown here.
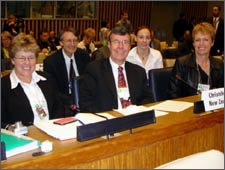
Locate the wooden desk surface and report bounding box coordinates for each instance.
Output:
[2,95,224,169]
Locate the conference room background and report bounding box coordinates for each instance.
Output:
[1,1,224,47]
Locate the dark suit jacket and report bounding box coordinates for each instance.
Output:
[43,48,90,98]
[79,58,153,113]
[93,46,110,60]
[1,71,65,128]
[207,17,224,56]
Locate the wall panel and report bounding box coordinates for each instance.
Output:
[1,1,213,42]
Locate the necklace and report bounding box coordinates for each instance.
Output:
[137,48,150,62]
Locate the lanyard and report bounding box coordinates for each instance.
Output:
[196,63,210,85]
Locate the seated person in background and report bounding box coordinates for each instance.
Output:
[77,28,96,59]
[176,30,194,56]
[99,20,110,46]
[127,25,163,80]
[1,33,65,129]
[37,28,57,54]
[168,22,224,99]
[26,30,35,37]
[79,26,153,113]
[49,30,60,47]
[43,27,91,116]
[1,31,13,71]
[93,29,111,60]
[3,15,21,36]
[116,10,133,33]
[149,29,161,51]
[163,30,194,59]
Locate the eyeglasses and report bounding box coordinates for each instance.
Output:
[14,56,36,62]
[111,39,130,46]
[63,39,78,44]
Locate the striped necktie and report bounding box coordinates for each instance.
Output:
[118,66,126,88]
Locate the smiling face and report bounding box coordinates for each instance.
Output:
[108,33,131,65]
[11,50,36,83]
[193,32,214,56]
[192,22,215,57]
[60,31,78,57]
[136,28,151,50]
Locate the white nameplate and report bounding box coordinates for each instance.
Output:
[201,88,224,112]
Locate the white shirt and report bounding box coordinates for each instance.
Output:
[127,47,163,79]
[62,49,79,79]
[109,58,130,109]
[77,41,96,53]
[213,17,219,31]
[10,70,49,124]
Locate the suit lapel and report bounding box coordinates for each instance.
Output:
[125,62,136,98]
[57,52,70,88]
[102,59,117,101]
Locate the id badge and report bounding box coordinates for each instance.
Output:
[117,87,130,99]
[198,83,210,92]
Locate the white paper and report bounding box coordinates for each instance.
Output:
[34,119,80,140]
[75,112,115,124]
[34,113,115,141]
[150,100,193,112]
[201,88,224,111]
[114,105,168,117]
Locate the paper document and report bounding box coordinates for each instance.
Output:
[151,100,193,112]
[1,129,40,158]
[114,105,168,117]
[34,119,81,140]
[34,113,115,140]
[75,112,115,124]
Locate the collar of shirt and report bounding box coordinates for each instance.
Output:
[10,70,46,89]
[214,17,219,22]
[109,57,127,88]
[62,49,79,78]
[109,57,126,73]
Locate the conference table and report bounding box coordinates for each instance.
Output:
[2,95,224,169]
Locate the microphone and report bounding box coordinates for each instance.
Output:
[175,75,201,94]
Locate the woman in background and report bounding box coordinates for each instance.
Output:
[1,33,65,129]
[168,22,224,99]
[126,25,163,79]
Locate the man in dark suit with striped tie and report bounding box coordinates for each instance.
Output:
[43,27,90,116]
[79,26,153,113]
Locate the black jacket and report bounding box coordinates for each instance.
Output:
[1,71,65,128]
[168,53,224,99]
[79,58,153,113]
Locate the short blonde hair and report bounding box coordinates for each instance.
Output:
[1,31,12,40]
[9,33,40,59]
[192,22,215,41]
[84,28,96,38]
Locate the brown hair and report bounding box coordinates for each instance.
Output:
[135,25,152,36]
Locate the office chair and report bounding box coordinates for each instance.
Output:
[148,67,173,102]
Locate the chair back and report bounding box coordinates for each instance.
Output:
[148,67,173,102]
